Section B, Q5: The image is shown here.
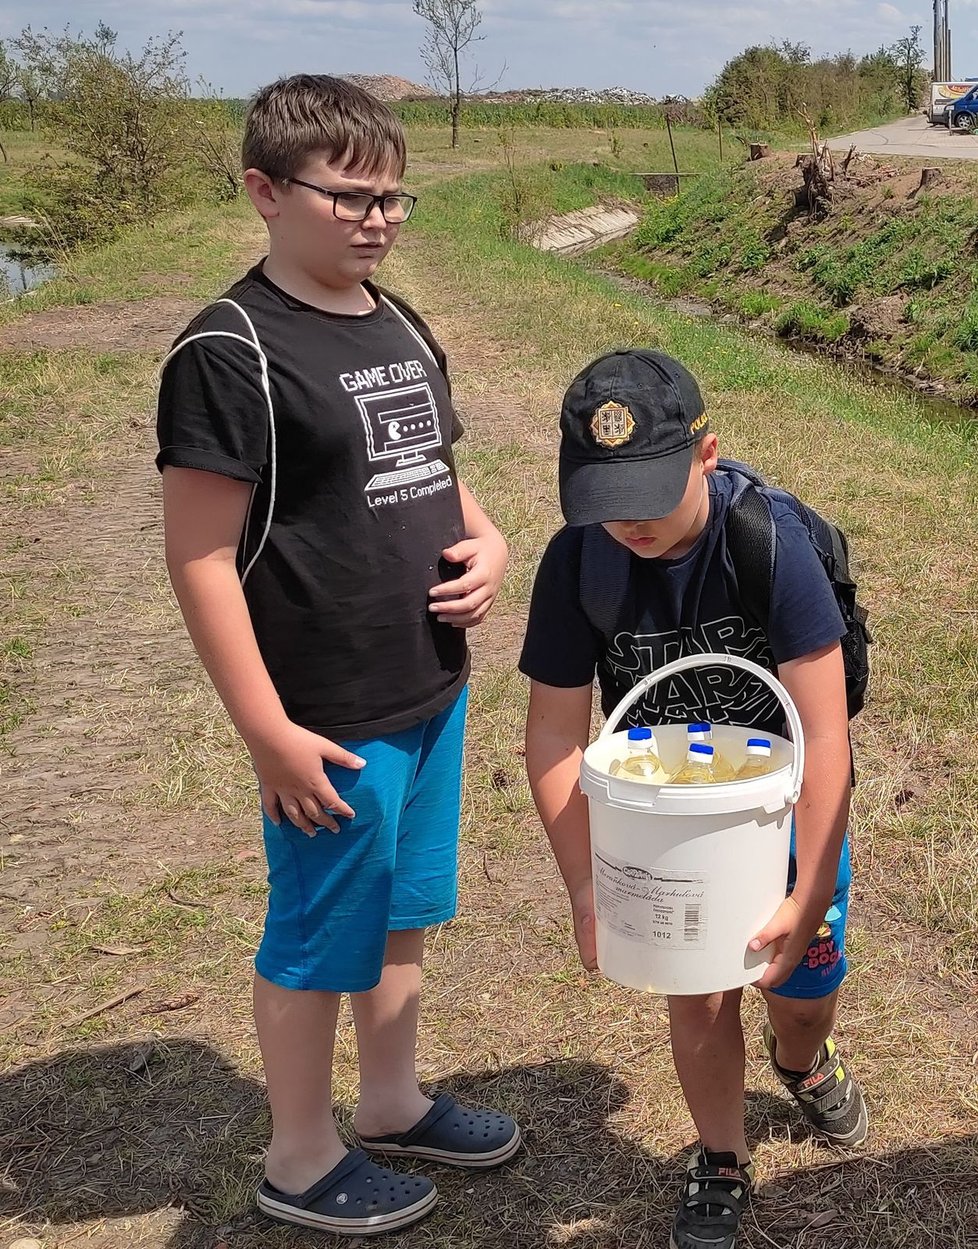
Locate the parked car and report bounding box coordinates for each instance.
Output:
[948,83,978,131]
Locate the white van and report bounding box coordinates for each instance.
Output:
[929,81,976,125]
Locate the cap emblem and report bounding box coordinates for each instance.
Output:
[590,401,635,448]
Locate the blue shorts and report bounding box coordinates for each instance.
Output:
[767,829,851,1000]
[255,688,467,993]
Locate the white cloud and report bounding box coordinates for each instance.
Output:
[2,0,957,97]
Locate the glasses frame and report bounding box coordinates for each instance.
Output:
[286,177,418,223]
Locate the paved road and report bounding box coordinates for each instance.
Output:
[828,112,978,159]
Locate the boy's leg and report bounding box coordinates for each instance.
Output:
[762,986,867,1147]
[352,927,433,1136]
[252,728,419,1195]
[254,973,347,1194]
[762,986,837,1072]
[761,834,867,1147]
[668,990,755,1249]
[352,689,520,1167]
[667,988,750,1162]
[354,692,462,1139]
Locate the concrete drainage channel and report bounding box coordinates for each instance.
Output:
[529,204,641,256]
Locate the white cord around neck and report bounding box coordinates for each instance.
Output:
[158,298,277,585]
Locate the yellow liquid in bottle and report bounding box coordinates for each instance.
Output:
[619,749,662,780]
[734,741,775,780]
[611,729,662,782]
[670,746,716,784]
[688,725,735,781]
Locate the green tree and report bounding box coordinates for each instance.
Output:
[412,0,484,149]
[13,25,215,257]
[705,40,905,132]
[0,41,17,100]
[890,25,926,113]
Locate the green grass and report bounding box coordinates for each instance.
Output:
[606,158,978,401]
[0,128,62,217]
[394,100,675,129]
[386,161,978,976]
[775,300,851,342]
[0,195,257,320]
[1,126,977,1249]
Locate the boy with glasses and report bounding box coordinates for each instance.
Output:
[157,75,518,1235]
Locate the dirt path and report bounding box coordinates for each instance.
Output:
[1,246,977,1249]
[0,313,241,1028]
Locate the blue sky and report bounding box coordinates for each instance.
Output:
[1,0,972,99]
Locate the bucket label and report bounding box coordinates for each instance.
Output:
[593,851,708,949]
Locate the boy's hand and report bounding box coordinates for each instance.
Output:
[571,879,598,972]
[749,896,824,990]
[248,721,366,836]
[428,531,508,629]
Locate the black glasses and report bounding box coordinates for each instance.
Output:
[287,178,418,223]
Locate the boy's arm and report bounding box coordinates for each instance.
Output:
[163,467,365,836]
[428,479,508,629]
[750,640,850,989]
[525,679,597,969]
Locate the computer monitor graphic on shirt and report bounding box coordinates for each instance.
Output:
[356,383,450,491]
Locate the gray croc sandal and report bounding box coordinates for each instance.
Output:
[256,1148,437,1235]
[359,1092,522,1169]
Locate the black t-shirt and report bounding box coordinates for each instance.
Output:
[519,472,846,736]
[156,265,470,740]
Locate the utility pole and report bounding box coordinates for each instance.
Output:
[934,0,952,80]
[946,0,952,79]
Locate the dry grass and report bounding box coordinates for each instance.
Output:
[0,131,976,1249]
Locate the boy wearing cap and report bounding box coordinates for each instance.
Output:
[520,350,867,1249]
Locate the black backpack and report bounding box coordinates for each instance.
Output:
[579,458,871,719]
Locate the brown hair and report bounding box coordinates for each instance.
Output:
[242,74,407,181]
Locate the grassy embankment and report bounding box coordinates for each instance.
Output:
[602,152,978,404]
[0,122,976,1249]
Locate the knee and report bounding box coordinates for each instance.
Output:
[770,996,834,1036]
[669,989,742,1026]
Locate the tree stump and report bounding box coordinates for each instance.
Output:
[749,143,771,161]
[917,167,943,191]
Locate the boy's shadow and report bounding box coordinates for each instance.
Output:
[1,1039,976,1248]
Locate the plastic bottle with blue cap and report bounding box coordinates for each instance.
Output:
[734,738,775,780]
[687,722,735,781]
[610,727,662,781]
[670,741,717,784]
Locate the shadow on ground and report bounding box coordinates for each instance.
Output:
[1,1039,975,1248]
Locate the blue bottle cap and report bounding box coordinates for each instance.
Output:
[688,722,711,733]
[746,738,772,749]
[627,727,653,741]
[689,743,714,756]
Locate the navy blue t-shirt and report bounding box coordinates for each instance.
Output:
[519,470,845,736]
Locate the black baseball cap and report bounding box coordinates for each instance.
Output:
[558,348,710,526]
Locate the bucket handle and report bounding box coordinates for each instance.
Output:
[597,653,806,803]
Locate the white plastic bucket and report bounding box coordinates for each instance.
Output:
[580,654,805,996]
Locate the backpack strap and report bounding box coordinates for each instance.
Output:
[579,525,632,638]
[725,476,859,783]
[724,482,776,635]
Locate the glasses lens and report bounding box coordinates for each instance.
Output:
[333,192,374,221]
[383,195,415,223]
